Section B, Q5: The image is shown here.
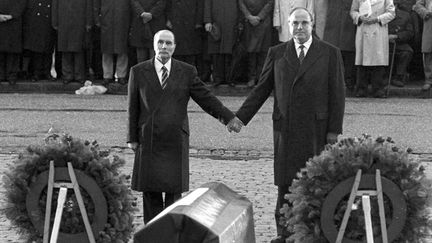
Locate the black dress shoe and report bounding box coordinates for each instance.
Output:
[103,78,113,86]
[118,77,128,85]
[270,235,286,243]
[62,79,72,84]
[8,79,17,85]
[228,82,236,87]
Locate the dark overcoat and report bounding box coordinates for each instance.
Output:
[129,0,167,48]
[127,58,235,193]
[236,38,345,186]
[389,8,414,52]
[204,0,238,54]
[23,0,56,53]
[322,0,356,52]
[413,0,432,53]
[167,0,204,56]
[94,0,130,54]
[52,0,93,52]
[0,0,26,53]
[239,0,274,53]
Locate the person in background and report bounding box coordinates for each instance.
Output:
[413,0,432,91]
[127,30,240,223]
[322,0,357,91]
[0,0,26,85]
[22,0,56,82]
[239,0,274,88]
[94,0,130,86]
[273,0,313,43]
[228,8,345,243]
[350,0,395,98]
[129,0,167,63]
[52,0,93,84]
[388,0,414,87]
[166,0,204,78]
[204,0,238,86]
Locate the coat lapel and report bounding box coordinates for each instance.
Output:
[294,38,323,83]
[145,58,164,92]
[283,40,299,69]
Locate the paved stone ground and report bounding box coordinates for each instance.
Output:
[0,150,431,243]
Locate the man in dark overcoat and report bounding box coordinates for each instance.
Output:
[129,0,167,63]
[52,0,93,84]
[414,0,432,91]
[22,0,56,82]
[322,0,357,90]
[239,0,274,87]
[127,30,241,223]
[204,0,238,86]
[166,0,204,73]
[231,7,345,243]
[0,0,26,85]
[388,1,414,87]
[94,0,130,85]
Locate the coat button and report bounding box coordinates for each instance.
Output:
[48,4,50,7]
[37,13,40,15]
[39,3,42,5]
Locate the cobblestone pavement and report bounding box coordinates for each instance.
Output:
[0,150,431,243]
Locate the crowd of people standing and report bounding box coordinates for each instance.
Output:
[0,0,431,96]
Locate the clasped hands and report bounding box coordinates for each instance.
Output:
[359,15,379,25]
[227,117,244,133]
[141,12,152,24]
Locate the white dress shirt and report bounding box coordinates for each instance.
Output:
[294,36,313,58]
[154,58,172,86]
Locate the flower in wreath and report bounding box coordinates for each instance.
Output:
[279,134,432,243]
[2,133,138,243]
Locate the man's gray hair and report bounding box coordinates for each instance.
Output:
[154,29,176,43]
[288,7,314,23]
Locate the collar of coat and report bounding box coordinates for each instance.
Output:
[283,37,324,81]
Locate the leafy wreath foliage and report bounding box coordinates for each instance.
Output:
[2,134,138,243]
[280,134,432,243]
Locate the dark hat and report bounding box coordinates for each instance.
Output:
[210,23,221,41]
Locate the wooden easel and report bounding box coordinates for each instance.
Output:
[43,161,96,243]
[336,169,388,243]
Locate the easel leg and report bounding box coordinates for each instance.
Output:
[43,161,55,243]
[362,195,374,243]
[336,170,362,243]
[50,187,68,243]
[376,170,388,243]
[67,162,96,243]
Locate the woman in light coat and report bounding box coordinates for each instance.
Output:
[273,0,313,42]
[350,0,395,98]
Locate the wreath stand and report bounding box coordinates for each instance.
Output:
[321,169,407,243]
[42,161,95,243]
[336,170,387,243]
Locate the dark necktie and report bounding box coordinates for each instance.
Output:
[298,45,305,64]
[161,66,168,89]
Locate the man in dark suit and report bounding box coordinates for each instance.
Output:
[229,7,345,243]
[127,30,242,224]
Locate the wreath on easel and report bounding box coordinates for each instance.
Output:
[279,134,432,242]
[2,134,138,242]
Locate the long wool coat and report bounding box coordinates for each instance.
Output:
[273,0,314,42]
[0,0,26,53]
[413,0,432,52]
[236,39,345,186]
[129,0,167,49]
[127,58,235,193]
[239,0,274,53]
[351,0,395,66]
[23,0,56,53]
[204,0,238,54]
[52,0,93,52]
[94,0,130,54]
[167,0,204,56]
[322,0,356,52]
